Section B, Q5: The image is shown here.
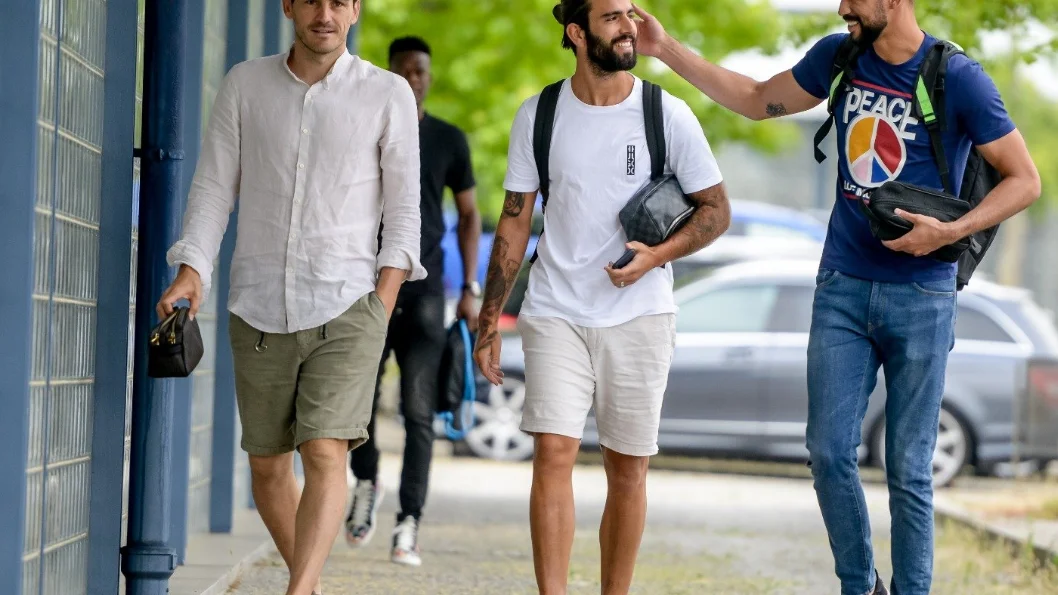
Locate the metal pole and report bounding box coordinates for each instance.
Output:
[210,0,250,534]
[120,0,187,591]
[0,0,41,591]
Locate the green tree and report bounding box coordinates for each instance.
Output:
[356,0,1057,223]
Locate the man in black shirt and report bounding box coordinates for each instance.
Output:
[344,36,481,567]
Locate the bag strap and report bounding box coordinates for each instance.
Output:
[642,79,666,180]
[913,40,961,195]
[813,37,863,163]
[529,80,564,264]
[533,80,564,208]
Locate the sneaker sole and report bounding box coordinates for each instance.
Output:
[344,482,386,548]
[390,551,422,567]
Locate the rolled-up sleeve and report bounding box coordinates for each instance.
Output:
[165,67,242,301]
[376,77,427,282]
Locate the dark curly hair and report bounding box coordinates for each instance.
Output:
[388,36,431,62]
[553,0,591,53]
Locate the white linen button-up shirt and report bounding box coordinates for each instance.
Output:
[166,50,426,334]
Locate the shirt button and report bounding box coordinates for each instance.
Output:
[297,163,305,169]
[302,128,309,134]
[294,198,301,205]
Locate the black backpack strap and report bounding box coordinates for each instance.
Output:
[914,40,961,195]
[813,37,862,163]
[533,80,564,208]
[529,80,564,264]
[642,79,666,180]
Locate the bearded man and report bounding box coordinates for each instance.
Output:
[472,1,731,593]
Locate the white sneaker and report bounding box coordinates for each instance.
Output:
[344,479,384,548]
[390,515,422,567]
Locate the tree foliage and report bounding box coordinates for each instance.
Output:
[356,0,1056,222]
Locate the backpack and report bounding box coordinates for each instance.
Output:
[813,37,1005,290]
[528,78,667,264]
[435,318,477,441]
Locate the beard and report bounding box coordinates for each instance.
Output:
[846,1,887,47]
[585,28,637,74]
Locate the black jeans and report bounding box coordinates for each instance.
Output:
[350,292,446,521]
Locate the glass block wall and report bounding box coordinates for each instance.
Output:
[25,0,107,593]
[186,0,229,537]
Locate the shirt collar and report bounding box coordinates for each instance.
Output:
[279,46,355,89]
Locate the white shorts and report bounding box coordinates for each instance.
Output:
[516,313,676,457]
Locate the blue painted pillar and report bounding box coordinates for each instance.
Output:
[86,0,140,592]
[120,0,189,592]
[0,1,40,592]
[210,0,249,534]
[166,0,205,565]
[264,0,281,55]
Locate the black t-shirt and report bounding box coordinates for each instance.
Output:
[382,113,475,296]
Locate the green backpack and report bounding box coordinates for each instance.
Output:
[813,37,1005,290]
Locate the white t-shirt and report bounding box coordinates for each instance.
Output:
[503,76,724,328]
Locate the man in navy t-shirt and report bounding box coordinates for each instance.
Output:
[633,1,1041,594]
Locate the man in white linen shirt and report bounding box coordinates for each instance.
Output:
[156,2,424,594]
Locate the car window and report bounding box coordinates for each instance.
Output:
[955,305,1015,343]
[768,285,815,333]
[677,284,779,333]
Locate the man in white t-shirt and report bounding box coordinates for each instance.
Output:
[473,1,730,592]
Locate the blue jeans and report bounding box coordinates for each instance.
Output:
[806,268,957,595]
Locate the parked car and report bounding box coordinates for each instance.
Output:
[459,259,1058,488]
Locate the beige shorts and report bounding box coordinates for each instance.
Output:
[516,313,676,457]
[229,291,388,456]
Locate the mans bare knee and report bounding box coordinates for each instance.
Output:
[299,438,348,476]
[602,448,649,493]
[533,434,580,478]
[249,452,294,485]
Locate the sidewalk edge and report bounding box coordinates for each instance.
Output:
[934,497,1058,568]
[199,539,277,595]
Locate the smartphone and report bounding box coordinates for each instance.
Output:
[613,248,636,269]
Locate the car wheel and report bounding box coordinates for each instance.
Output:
[463,374,534,462]
[872,405,971,488]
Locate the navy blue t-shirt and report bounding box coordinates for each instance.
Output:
[792,32,1015,283]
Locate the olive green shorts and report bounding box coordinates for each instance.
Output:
[229,291,388,456]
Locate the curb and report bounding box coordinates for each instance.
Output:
[934,498,1058,568]
[200,540,278,595]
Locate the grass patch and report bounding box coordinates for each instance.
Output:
[934,518,1058,594]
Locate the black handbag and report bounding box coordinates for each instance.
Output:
[148,307,204,378]
[860,180,971,263]
[619,173,694,249]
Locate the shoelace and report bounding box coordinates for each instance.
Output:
[393,518,418,552]
[350,482,375,526]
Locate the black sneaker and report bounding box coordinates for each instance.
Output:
[872,571,889,595]
[344,478,384,548]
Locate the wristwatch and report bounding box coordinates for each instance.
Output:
[462,281,482,298]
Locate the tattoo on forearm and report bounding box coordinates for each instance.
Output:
[766,102,788,118]
[477,235,522,339]
[668,183,730,258]
[502,190,526,218]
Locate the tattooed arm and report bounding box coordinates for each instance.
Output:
[474,189,536,384]
[652,183,731,263]
[605,182,731,289]
[632,6,822,121]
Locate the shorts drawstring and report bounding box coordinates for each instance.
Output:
[254,332,268,353]
[320,324,328,340]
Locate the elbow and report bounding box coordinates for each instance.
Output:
[1028,170,1043,204]
[746,83,769,121]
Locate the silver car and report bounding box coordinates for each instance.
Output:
[462,259,1058,487]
